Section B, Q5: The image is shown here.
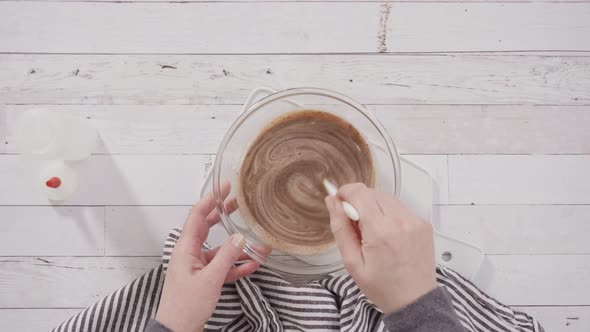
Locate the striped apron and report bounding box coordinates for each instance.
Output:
[53,229,544,332]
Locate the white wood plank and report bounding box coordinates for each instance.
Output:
[0,309,81,332]
[449,155,590,204]
[1,255,586,307]
[0,105,6,154]
[0,257,159,308]
[372,105,590,155]
[475,255,590,306]
[1,54,589,105]
[0,154,441,206]
[4,105,238,155]
[515,306,590,332]
[5,105,590,155]
[106,206,188,256]
[1,3,589,53]
[13,0,582,2]
[106,204,590,257]
[0,153,445,204]
[437,205,590,255]
[0,155,208,205]
[106,206,229,256]
[386,3,590,52]
[0,206,104,256]
[0,2,380,53]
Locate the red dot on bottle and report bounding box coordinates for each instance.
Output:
[46,177,62,189]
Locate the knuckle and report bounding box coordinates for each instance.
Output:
[189,202,203,214]
[225,198,238,213]
[189,203,203,216]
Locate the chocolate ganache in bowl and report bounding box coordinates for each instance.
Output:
[212,88,400,278]
[237,110,374,256]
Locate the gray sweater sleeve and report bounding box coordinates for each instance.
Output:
[382,286,465,332]
[144,319,173,332]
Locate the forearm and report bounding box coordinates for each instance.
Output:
[382,287,466,332]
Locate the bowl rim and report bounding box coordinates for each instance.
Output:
[213,87,402,276]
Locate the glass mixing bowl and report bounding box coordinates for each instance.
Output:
[213,87,401,278]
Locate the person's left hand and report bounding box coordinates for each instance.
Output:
[155,183,260,332]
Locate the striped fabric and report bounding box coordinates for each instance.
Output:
[53,228,544,332]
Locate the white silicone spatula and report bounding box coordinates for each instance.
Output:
[323,179,360,221]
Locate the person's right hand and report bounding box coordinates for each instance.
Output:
[324,183,437,315]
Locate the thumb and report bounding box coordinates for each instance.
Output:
[325,196,363,271]
[205,234,246,279]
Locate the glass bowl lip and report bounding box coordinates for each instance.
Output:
[213,87,402,275]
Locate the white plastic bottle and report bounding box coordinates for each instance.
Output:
[39,161,80,201]
[14,108,96,201]
[14,108,98,160]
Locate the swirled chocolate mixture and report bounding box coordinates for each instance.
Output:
[237,110,374,255]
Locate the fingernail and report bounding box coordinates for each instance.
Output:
[231,233,245,248]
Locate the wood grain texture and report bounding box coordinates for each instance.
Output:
[449,155,590,204]
[0,154,445,205]
[106,206,230,256]
[371,105,590,155]
[5,203,589,257]
[4,105,238,155]
[437,205,590,255]
[1,0,589,323]
[105,204,590,257]
[10,0,585,2]
[105,206,188,256]
[475,255,590,306]
[4,155,590,206]
[1,2,589,53]
[0,155,208,205]
[0,105,6,154]
[5,105,590,155]
[1,54,589,105]
[515,306,590,332]
[0,257,159,308]
[0,206,104,256]
[1,255,587,307]
[386,2,590,52]
[0,308,82,332]
[0,2,380,53]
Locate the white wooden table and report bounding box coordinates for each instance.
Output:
[1,1,590,331]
